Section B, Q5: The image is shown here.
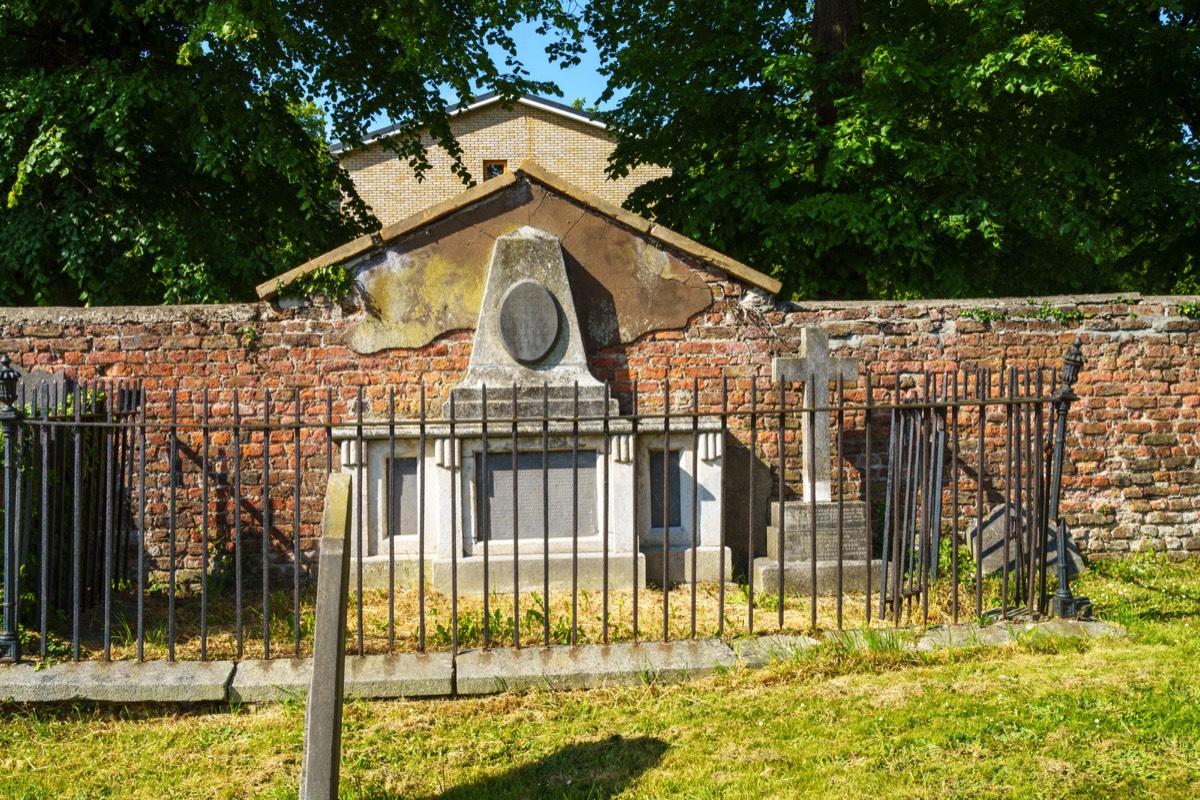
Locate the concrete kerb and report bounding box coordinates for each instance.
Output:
[0,619,1126,705]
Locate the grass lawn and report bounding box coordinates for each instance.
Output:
[3,555,1200,799]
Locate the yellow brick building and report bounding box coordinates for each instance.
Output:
[333,93,668,225]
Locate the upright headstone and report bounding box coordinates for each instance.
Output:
[772,328,858,501]
[300,473,353,800]
[967,503,1084,579]
[754,328,878,593]
[451,226,617,419]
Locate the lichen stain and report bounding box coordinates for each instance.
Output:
[347,247,487,353]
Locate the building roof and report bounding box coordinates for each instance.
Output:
[256,160,782,300]
[329,92,605,155]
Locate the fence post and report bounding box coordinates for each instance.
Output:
[1047,338,1085,618]
[0,355,23,663]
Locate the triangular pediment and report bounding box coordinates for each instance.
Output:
[257,161,780,354]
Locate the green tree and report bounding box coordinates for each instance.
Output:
[1,1,581,305]
[587,1,1200,299]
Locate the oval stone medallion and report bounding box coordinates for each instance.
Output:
[499,279,559,364]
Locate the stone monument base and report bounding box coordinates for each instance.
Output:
[752,557,883,595]
[356,553,647,595]
[643,546,733,587]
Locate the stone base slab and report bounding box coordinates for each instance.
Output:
[355,553,647,595]
[231,653,454,704]
[643,546,732,586]
[752,557,883,595]
[0,659,233,704]
[455,639,739,695]
[0,619,1124,705]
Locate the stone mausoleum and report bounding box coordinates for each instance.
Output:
[266,161,781,592]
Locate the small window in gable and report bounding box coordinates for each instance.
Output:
[483,160,508,180]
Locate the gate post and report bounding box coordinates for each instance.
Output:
[1047,339,1086,618]
[0,355,23,663]
[1047,338,1083,535]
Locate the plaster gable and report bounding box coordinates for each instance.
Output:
[345,180,716,354]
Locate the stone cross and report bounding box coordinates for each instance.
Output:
[772,328,859,502]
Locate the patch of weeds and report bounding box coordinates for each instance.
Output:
[237,324,259,350]
[960,307,1008,324]
[1177,300,1200,320]
[1021,300,1087,324]
[286,264,356,302]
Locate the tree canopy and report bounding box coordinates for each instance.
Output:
[587,1,1200,300]
[1,1,581,305]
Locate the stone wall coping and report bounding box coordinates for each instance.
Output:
[6,292,1199,328]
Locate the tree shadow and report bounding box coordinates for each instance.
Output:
[378,734,669,800]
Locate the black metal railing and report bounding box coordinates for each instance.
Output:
[0,344,1084,664]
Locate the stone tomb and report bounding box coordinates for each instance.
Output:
[753,330,881,593]
[334,227,729,593]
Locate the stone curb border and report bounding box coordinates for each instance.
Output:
[0,620,1123,705]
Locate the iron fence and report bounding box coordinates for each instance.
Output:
[0,343,1084,664]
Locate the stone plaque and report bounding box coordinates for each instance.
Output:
[498,279,559,364]
[387,458,420,537]
[479,451,598,540]
[768,501,870,562]
[649,450,682,529]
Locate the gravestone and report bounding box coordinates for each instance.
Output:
[967,503,1084,579]
[13,366,70,408]
[753,329,879,593]
[451,226,617,420]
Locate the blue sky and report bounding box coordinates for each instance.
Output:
[351,22,617,135]
[461,20,617,110]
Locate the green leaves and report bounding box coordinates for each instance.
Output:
[0,1,583,306]
[590,0,1199,300]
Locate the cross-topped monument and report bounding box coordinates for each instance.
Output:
[772,327,858,502]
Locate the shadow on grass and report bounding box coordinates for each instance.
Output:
[395,734,669,800]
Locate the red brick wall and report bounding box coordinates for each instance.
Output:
[3,287,1198,568]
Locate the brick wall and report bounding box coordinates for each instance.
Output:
[2,290,1198,568]
[338,103,669,225]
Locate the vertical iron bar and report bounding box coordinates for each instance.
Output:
[294,391,303,657]
[809,398,818,630]
[103,387,114,661]
[690,376,699,638]
[776,381,786,631]
[603,382,611,645]
[1002,369,1013,618]
[864,371,873,625]
[542,384,550,646]
[263,388,271,659]
[718,377,728,636]
[449,395,459,656]
[511,383,519,649]
[572,382,580,646]
[976,370,985,618]
[836,374,845,629]
[418,381,427,652]
[388,388,396,653]
[661,376,669,641]
[39,387,49,658]
[325,389,333,478]
[481,384,490,649]
[355,386,364,657]
[72,385,82,661]
[201,389,210,660]
[951,371,960,625]
[631,385,639,642]
[747,381,756,633]
[137,391,146,661]
[168,389,178,662]
[233,390,244,658]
